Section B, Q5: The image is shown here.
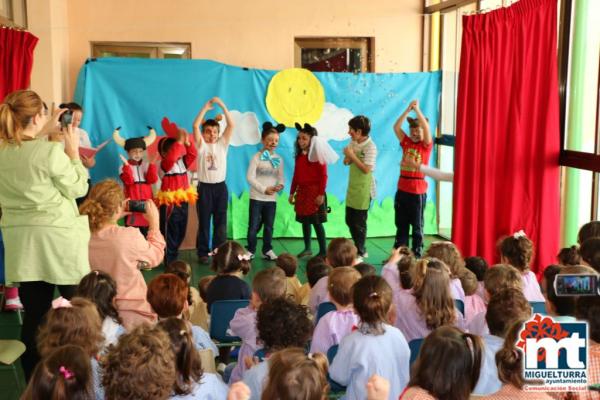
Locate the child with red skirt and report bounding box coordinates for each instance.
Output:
[289,123,338,258]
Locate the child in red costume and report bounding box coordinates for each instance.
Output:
[113,126,158,237]
[156,117,198,264]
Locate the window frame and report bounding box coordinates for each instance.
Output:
[294,37,374,73]
[90,42,191,59]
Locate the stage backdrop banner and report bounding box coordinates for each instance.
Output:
[74,58,441,239]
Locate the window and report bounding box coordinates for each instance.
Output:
[91,42,191,59]
[294,37,373,73]
[0,0,26,28]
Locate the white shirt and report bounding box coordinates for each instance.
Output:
[246,151,284,202]
[197,137,228,184]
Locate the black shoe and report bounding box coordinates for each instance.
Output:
[198,256,210,264]
[297,249,313,258]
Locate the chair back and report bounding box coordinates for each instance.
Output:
[209,300,250,343]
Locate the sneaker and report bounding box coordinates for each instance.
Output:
[198,256,210,264]
[246,252,255,260]
[356,256,364,263]
[262,250,277,261]
[362,252,369,259]
[4,297,23,311]
[297,249,313,258]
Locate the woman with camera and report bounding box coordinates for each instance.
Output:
[79,179,165,329]
[0,90,91,380]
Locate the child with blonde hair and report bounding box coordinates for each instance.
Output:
[329,275,410,400]
[425,241,466,301]
[275,253,307,304]
[310,267,361,354]
[497,231,544,301]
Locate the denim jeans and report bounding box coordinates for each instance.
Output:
[246,199,276,255]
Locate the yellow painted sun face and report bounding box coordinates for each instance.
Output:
[266,68,325,128]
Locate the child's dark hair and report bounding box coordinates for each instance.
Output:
[544,265,596,316]
[465,256,488,282]
[23,345,93,400]
[397,247,415,290]
[252,267,287,302]
[157,317,202,396]
[294,122,318,158]
[557,246,581,267]
[409,326,483,400]
[485,288,531,337]
[413,258,456,330]
[261,348,329,400]
[158,137,176,157]
[198,275,215,303]
[578,221,600,244]
[306,259,332,288]
[348,115,371,136]
[211,240,251,275]
[580,237,600,272]
[276,253,298,278]
[59,102,83,112]
[354,262,376,277]
[327,238,357,268]
[257,297,312,352]
[498,234,534,272]
[147,273,189,318]
[201,118,220,132]
[495,319,528,389]
[352,275,392,334]
[262,121,285,139]
[75,270,121,324]
[575,296,600,342]
[165,260,193,306]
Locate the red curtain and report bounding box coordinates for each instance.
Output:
[0,27,39,101]
[452,0,560,277]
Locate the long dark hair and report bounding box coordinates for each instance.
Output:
[76,270,122,324]
[294,122,318,158]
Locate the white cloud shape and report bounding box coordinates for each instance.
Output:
[218,110,260,146]
[313,102,354,141]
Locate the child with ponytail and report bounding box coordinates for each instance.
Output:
[498,231,544,301]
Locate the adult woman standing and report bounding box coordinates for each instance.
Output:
[0,90,90,379]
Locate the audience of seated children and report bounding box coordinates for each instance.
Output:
[166,260,208,330]
[465,255,488,300]
[36,297,104,399]
[497,232,545,302]
[310,267,362,354]
[158,317,228,399]
[75,270,125,349]
[467,264,524,336]
[395,257,464,342]
[243,297,313,400]
[101,324,177,400]
[473,288,531,396]
[309,238,358,315]
[205,241,252,312]
[329,275,410,400]
[260,348,329,400]
[401,326,483,400]
[580,237,600,273]
[354,262,376,277]
[80,179,165,329]
[557,245,581,267]
[22,345,94,400]
[543,264,596,321]
[275,252,308,304]
[482,319,553,399]
[229,267,287,383]
[424,241,466,301]
[458,267,486,323]
[146,273,217,357]
[574,296,600,399]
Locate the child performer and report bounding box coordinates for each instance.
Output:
[392,100,432,257]
[113,126,158,236]
[156,118,198,265]
[343,115,377,260]
[193,97,235,264]
[246,122,285,260]
[289,122,338,258]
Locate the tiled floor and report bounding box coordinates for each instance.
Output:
[0,236,436,399]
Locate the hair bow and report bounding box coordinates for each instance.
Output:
[513,230,527,239]
[260,150,281,169]
[59,366,74,379]
[208,248,219,257]
[294,122,315,132]
[52,297,72,309]
[262,122,285,133]
[237,253,252,261]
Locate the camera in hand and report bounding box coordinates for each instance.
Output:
[127,200,146,213]
[60,109,73,128]
[554,274,599,296]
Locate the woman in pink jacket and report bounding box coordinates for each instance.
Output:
[80,179,165,329]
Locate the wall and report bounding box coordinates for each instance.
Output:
[28,0,423,100]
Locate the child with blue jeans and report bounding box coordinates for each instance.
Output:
[246,122,285,260]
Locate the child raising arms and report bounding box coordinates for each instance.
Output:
[392,100,432,257]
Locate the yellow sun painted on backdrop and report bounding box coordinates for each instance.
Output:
[266,68,325,127]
